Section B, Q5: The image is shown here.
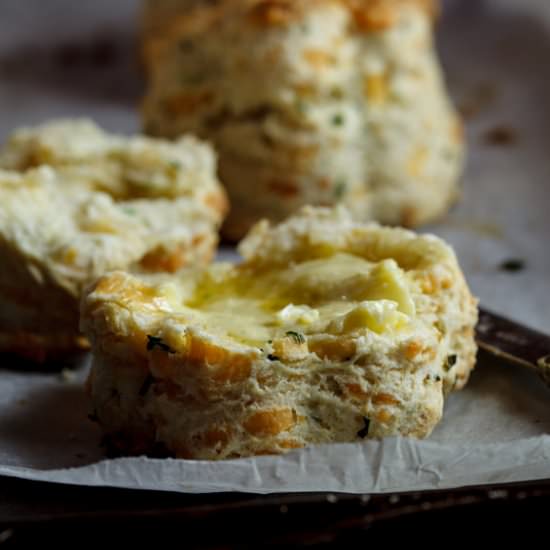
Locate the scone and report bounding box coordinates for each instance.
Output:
[82,206,478,460]
[142,0,464,240]
[0,119,227,361]
[142,0,203,49]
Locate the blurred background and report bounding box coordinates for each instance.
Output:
[0,0,143,136]
[0,0,549,331]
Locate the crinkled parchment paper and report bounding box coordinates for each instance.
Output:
[0,0,549,493]
[1,356,550,493]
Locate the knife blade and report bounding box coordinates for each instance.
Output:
[476,308,550,386]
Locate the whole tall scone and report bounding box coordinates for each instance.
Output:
[142,0,464,240]
[142,0,202,48]
[0,119,227,361]
[82,206,478,460]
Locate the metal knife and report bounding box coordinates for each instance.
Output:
[476,308,550,387]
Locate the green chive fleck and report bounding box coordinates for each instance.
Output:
[179,39,194,52]
[181,71,206,85]
[295,99,307,114]
[139,374,155,396]
[356,416,371,439]
[444,354,458,371]
[334,180,347,200]
[146,335,176,354]
[286,331,305,344]
[332,113,344,126]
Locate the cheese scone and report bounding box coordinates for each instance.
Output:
[142,0,464,240]
[142,0,203,49]
[0,120,227,361]
[82,206,477,460]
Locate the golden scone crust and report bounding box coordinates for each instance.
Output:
[142,0,462,240]
[0,119,227,360]
[82,206,478,459]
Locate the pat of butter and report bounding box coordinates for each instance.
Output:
[276,304,320,325]
[359,259,415,316]
[156,280,198,312]
[157,281,184,308]
[329,300,410,335]
[174,252,415,346]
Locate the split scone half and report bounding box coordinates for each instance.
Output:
[142,0,202,51]
[82,206,478,460]
[142,0,464,240]
[0,119,227,361]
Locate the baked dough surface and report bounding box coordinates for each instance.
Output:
[0,119,227,360]
[82,206,478,459]
[142,0,463,240]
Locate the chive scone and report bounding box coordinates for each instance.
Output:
[0,119,227,361]
[142,0,202,49]
[82,206,477,459]
[142,0,464,240]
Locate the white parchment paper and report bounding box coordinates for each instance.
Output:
[0,0,549,493]
[0,357,549,493]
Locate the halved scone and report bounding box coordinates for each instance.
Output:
[82,206,478,459]
[0,119,227,361]
[142,0,463,240]
[0,118,227,218]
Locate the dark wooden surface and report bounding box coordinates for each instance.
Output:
[1,476,550,547]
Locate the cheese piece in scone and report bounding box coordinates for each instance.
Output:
[81,206,478,459]
[142,0,463,240]
[0,119,227,361]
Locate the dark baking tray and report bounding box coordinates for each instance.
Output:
[1,475,549,547]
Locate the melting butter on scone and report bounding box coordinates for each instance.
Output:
[142,0,463,240]
[82,206,478,459]
[0,119,227,361]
